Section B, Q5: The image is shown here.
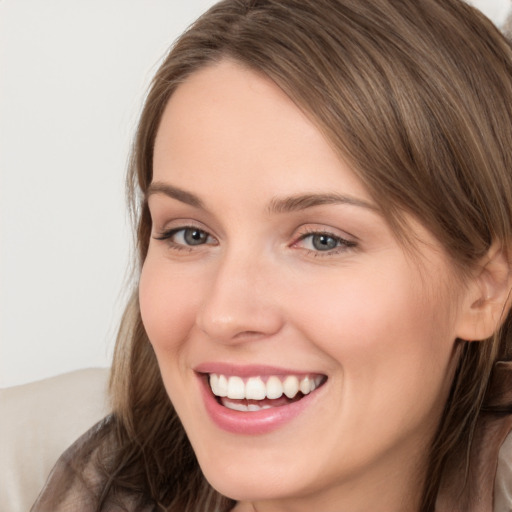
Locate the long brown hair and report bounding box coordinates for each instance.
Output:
[103,1,512,510]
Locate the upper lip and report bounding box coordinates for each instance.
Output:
[194,362,326,378]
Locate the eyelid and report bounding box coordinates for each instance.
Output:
[151,217,214,239]
[153,226,191,241]
[153,225,218,246]
[294,225,357,242]
[291,227,357,255]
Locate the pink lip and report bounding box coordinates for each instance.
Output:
[195,365,327,435]
[194,362,320,378]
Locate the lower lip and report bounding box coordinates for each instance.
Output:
[198,375,324,435]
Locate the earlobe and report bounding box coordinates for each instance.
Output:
[456,244,512,342]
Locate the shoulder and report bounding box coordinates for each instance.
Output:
[30,415,150,512]
[495,427,512,511]
[485,360,512,510]
[437,361,512,511]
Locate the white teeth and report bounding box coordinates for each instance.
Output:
[222,399,273,412]
[299,376,311,395]
[245,377,267,400]
[283,375,299,398]
[216,375,228,397]
[226,376,245,399]
[224,400,248,412]
[247,403,272,411]
[209,374,228,397]
[302,375,324,394]
[266,376,283,399]
[209,373,219,394]
[209,373,325,401]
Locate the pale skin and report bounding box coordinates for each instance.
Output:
[139,60,510,512]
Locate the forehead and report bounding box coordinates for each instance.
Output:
[152,59,370,202]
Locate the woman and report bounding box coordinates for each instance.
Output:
[32,0,512,511]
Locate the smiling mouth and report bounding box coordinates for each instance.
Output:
[208,373,327,412]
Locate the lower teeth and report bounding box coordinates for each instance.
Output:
[220,393,303,412]
[221,399,273,412]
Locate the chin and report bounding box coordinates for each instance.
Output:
[202,466,294,503]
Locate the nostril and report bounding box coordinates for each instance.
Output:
[232,330,267,340]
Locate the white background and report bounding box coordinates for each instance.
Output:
[0,0,218,387]
[1,0,510,388]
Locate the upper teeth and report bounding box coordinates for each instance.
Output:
[209,374,324,400]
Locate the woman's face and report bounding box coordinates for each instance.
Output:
[140,60,467,510]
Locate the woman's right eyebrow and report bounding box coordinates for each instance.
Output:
[145,182,204,209]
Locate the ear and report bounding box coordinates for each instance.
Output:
[456,243,512,342]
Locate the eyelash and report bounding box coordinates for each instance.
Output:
[153,226,356,256]
[154,226,217,251]
[293,229,357,257]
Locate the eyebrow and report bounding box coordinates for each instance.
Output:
[145,182,204,208]
[267,193,377,214]
[145,181,377,213]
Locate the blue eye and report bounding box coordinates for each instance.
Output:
[180,228,209,245]
[296,231,356,254]
[155,227,215,247]
[310,234,339,251]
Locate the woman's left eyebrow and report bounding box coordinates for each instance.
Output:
[267,193,378,214]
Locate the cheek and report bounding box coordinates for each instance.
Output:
[296,258,453,353]
[139,255,202,354]
[138,256,206,418]
[293,264,429,347]
[292,263,457,420]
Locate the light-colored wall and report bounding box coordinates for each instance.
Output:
[471,0,512,26]
[0,0,218,387]
[1,0,510,388]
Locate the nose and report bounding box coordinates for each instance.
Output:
[196,251,284,344]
